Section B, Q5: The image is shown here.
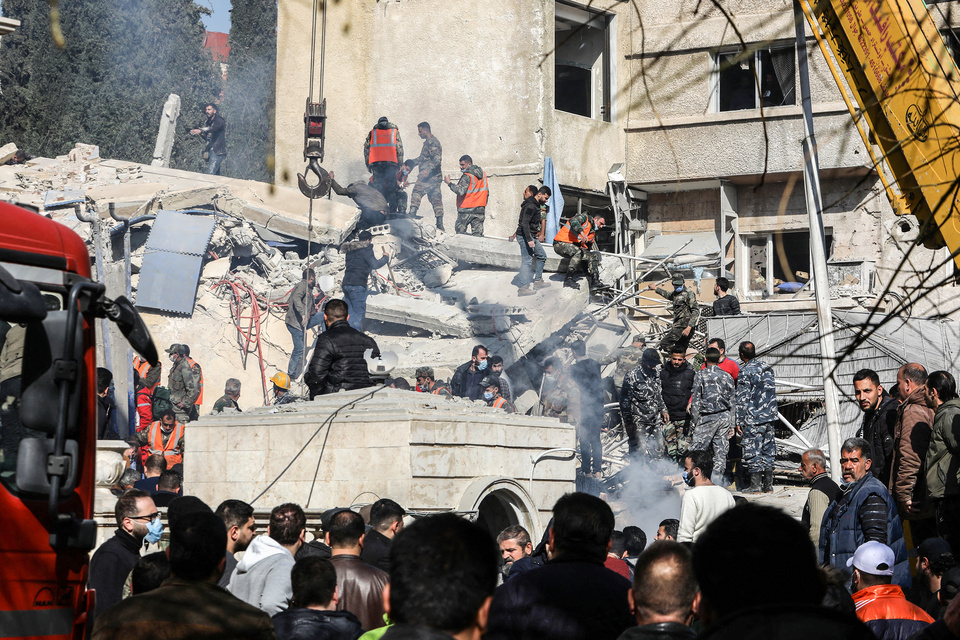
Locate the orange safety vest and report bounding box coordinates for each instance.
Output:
[133,355,158,392]
[148,420,184,466]
[368,128,399,164]
[492,397,508,409]
[185,357,204,406]
[457,171,489,209]
[553,217,594,247]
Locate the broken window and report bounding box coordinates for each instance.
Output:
[555,1,613,122]
[712,45,796,112]
[742,230,833,297]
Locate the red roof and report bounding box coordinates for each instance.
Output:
[204,31,230,63]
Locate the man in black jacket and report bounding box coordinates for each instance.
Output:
[853,368,899,486]
[360,498,405,573]
[569,340,604,478]
[450,345,489,401]
[305,299,380,399]
[341,230,389,332]
[272,556,362,640]
[515,185,552,296]
[89,489,157,617]
[661,349,695,465]
[97,366,120,440]
[618,542,697,640]
[190,103,226,175]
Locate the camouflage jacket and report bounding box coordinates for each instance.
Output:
[363,122,403,166]
[600,344,643,387]
[655,286,700,330]
[541,372,581,426]
[412,134,442,178]
[620,365,666,427]
[736,359,778,426]
[212,394,240,414]
[690,366,735,424]
[448,164,486,213]
[274,391,301,405]
[423,382,453,400]
[168,358,198,410]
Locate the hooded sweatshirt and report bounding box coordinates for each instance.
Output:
[228,534,295,616]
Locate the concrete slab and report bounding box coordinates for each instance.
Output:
[438,234,563,272]
[365,293,473,338]
[0,142,17,165]
[159,185,220,211]
[86,183,167,218]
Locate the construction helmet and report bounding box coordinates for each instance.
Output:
[270,372,291,390]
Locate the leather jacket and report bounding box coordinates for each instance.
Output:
[329,554,389,631]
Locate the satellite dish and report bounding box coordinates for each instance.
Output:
[364,349,398,377]
[317,275,335,292]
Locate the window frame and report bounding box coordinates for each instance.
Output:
[554,0,616,123]
[709,41,797,114]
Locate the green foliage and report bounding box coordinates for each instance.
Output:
[0,0,222,172]
[219,0,277,182]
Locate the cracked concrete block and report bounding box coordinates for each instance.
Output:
[365,293,474,337]
[0,142,18,165]
[160,185,220,211]
[86,183,167,219]
[437,234,562,272]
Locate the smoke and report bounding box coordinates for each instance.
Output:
[608,456,683,541]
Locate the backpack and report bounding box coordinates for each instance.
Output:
[152,386,173,416]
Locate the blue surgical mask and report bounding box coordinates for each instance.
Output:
[478,360,488,371]
[483,391,494,401]
[682,471,696,487]
[674,286,684,293]
[145,517,163,544]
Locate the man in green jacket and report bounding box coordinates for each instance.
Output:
[924,370,960,545]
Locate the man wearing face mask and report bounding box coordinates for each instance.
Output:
[89,489,161,617]
[676,450,735,544]
[647,274,700,356]
[480,375,515,412]
[450,344,489,401]
[135,409,185,470]
[165,344,198,424]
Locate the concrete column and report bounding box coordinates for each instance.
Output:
[151,94,181,168]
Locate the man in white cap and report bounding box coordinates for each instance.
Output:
[849,541,933,639]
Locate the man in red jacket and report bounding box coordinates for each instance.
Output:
[850,541,933,640]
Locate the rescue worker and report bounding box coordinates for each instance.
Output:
[396,159,416,217]
[181,344,204,421]
[133,354,161,429]
[166,344,199,424]
[364,116,404,214]
[329,171,389,230]
[407,122,445,230]
[553,212,605,290]
[270,372,300,405]
[415,366,452,399]
[135,409,185,469]
[736,341,778,493]
[689,348,736,479]
[540,356,581,427]
[599,334,646,406]
[444,155,488,236]
[285,268,322,379]
[480,375,515,413]
[647,274,700,355]
[212,378,241,414]
[620,349,669,458]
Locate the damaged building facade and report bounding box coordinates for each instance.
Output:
[275,0,960,317]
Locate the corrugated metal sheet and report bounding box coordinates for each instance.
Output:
[135,210,215,315]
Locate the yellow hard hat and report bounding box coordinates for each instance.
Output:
[270,372,291,390]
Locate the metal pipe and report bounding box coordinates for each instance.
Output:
[777,411,814,450]
[108,203,134,437]
[775,379,821,391]
[529,447,577,497]
[795,0,843,483]
[595,250,660,264]
[592,239,693,315]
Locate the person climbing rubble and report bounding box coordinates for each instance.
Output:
[647,274,700,356]
[328,170,389,229]
[553,212,605,290]
[341,230,389,332]
[286,268,324,380]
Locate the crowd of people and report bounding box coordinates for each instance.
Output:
[87,482,960,640]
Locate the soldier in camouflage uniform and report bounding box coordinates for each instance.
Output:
[735,341,778,493]
[212,378,241,414]
[415,366,453,399]
[689,348,736,479]
[620,349,669,458]
[540,357,581,427]
[553,213,605,290]
[600,335,646,391]
[445,155,488,236]
[165,344,199,424]
[407,122,446,230]
[648,274,700,355]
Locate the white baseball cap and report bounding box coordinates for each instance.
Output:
[847,541,895,576]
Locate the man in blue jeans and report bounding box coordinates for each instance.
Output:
[285,269,324,379]
[514,185,551,296]
[341,230,389,331]
[190,104,226,175]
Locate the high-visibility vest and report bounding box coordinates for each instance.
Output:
[133,355,158,392]
[553,217,594,247]
[148,420,184,466]
[457,171,489,209]
[492,397,508,409]
[368,128,399,164]
[185,357,204,406]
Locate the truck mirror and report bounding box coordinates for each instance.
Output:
[15,438,79,496]
[20,311,83,436]
[0,264,47,323]
[109,296,158,366]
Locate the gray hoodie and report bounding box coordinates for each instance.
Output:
[227,534,295,616]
